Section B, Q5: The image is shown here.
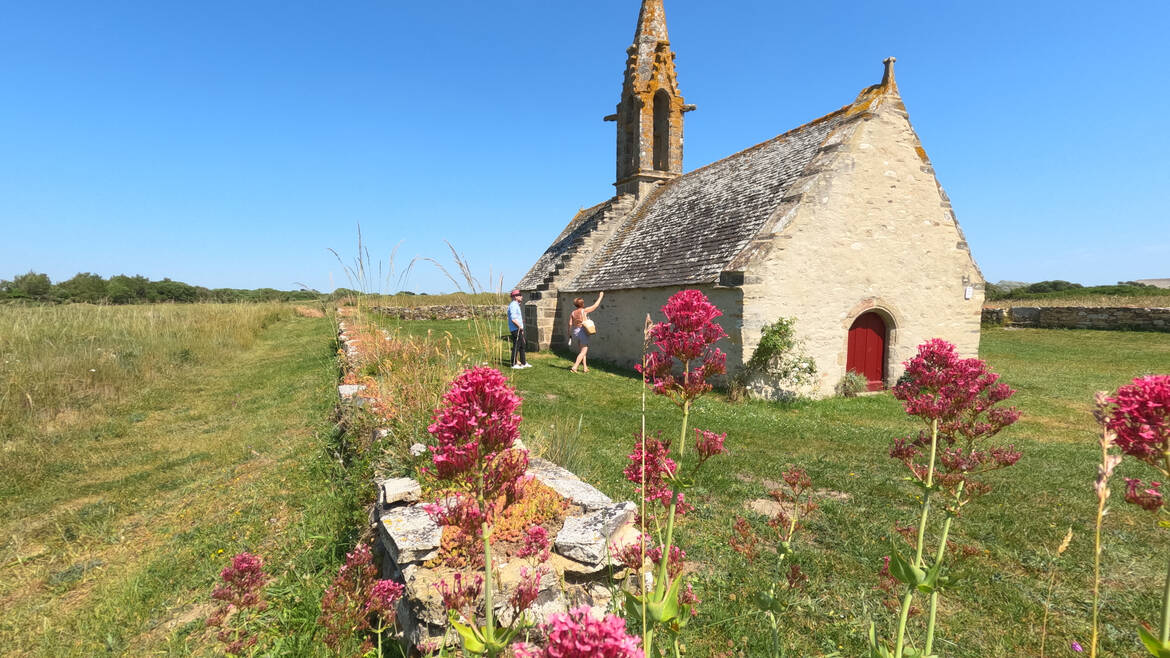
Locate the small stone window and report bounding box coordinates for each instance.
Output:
[653,90,671,171]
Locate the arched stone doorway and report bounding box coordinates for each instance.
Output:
[847,312,887,391]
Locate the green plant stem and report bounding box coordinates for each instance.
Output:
[1162,452,1170,646]
[924,483,963,656]
[895,419,940,658]
[1090,442,1109,658]
[679,399,691,457]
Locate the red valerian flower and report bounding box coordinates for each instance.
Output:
[435,571,484,620]
[513,605,644,658]
[637,290,727,409]
[517,525,551,562]
[428,366,522,482]
[1124,478,1165,512]
[1107,375,1170,469]
[212,552,267,609]
[366,579,405,617]
[890,339,1022,498]
[624,433,678,508]
[695,429,728,462]
[646,544,686,580]
[510,566,547,617]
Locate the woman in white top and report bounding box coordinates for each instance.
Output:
[568,291,603,373]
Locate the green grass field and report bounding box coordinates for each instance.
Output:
[0,305,366,656]
[4,301,1170,656]
[376,317,1170,657]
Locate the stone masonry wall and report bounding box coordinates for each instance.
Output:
[982,306,1170,331]
[554,284,743,374]
[738,92,983,397]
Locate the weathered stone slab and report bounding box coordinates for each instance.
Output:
[380,505,441,564]
[554,502,636,565]
[528,457,613,511]
[379,477,421,508]
[338,384,366,399]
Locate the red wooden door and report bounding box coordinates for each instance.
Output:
[847,312,886,391]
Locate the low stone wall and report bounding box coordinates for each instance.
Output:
[335,319,638,653]
[982,306,1170,332]
[371,305,498,321]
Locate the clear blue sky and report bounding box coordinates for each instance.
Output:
[2,1,1167,293]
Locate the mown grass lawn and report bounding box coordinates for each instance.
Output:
[0,309,363,656]
[377,318,1170,657]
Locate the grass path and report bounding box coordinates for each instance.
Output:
[0,315,358,656]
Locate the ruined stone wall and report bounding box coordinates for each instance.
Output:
[554,284,743,373]
[372,305,497,321]
[739,95,983,397]
[982,306,1170,331]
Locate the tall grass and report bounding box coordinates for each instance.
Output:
[0,303,290,438]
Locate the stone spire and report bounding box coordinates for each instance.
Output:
[604,0,694,197]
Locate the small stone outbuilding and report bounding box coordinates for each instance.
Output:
[517,0,984,397]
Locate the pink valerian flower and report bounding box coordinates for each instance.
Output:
[366,579,405,618]
[1071,640,1084,652]
[206,552,269,655]
[893,340,1020,443]
[510,566,547,617]
[636,290,728,409]
[1124,478,1165,511]
[890,339,1022,496]
[435,571,484,620]
[484,448,531,505]
[211,552,267,609]
[318,541,398,651]
[513,605,644,658]
[695,429,728,462]
[678,582,700,610]
[623,433,678,509]
[728,517,758,563]
[1106,375,1170,470]
[646,544,686,580]
[424,492,486,544]
[428,366,522,483]
[611,534,650,572]
[517,525,551,562]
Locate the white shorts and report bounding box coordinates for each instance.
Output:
[572,326,591,346]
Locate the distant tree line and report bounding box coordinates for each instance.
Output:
[0,271,342,304]
[986,279,1161,301]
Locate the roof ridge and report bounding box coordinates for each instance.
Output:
[674,99,860,182]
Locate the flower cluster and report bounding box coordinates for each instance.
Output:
[646,544,687,580]
[318,542,403,652]
[1106,375,1170,468]
[513,606,644,658]
[211,552,267,610]
[637,290,728,407]
[428,366,522,483]
[517,525,551,562]
[695,429,728,463]
[1125,478,1164,512]
[623,433,685,512]
[435,571,484,621]
[509,566,548,618]
[206,552,268,656]
[890,339,1021,497]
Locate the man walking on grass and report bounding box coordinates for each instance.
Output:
[507,289,530,369]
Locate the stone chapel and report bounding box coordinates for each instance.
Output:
[516,0,984,397]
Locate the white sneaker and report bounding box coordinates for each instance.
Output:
[512,364,524,369]
[521,363,533,369]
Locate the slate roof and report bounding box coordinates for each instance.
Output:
[568,106,856,291]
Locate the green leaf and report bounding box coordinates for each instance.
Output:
[658,574,683,623]
[888,550,926,587]
[1137,626,1170,657]
[866,622,895,658]
[449,617,486,655]
[624,590,646,623]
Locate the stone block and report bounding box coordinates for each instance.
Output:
[528,457,613,511]
[379,477,422,508]
[555,502,636,565]
[379,505,441,564]
[338,384,366,399]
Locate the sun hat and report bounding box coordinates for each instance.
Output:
[509,289,521,297]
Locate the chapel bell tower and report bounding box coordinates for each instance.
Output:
[605,0,695,198]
